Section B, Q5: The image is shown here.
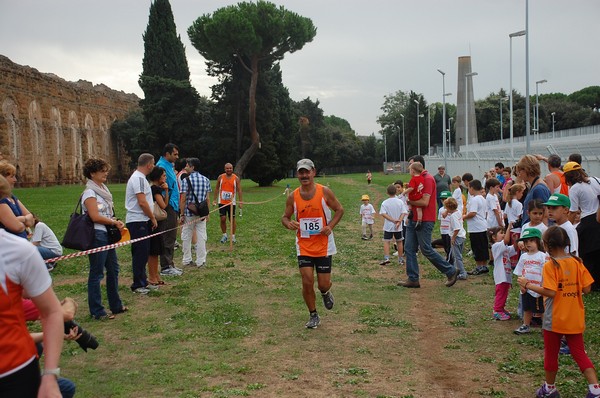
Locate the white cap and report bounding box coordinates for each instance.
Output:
[296,158,315,171]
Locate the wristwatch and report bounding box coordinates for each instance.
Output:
[41,368,61,378]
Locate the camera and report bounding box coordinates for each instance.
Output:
[64,320,99,352]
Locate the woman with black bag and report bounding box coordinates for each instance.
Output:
[81,158,127,320]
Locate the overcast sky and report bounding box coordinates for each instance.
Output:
[1,0,598,136]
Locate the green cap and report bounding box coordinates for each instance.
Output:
[440,191,452,199]
[518,228,542,241]
[543,193,570,208]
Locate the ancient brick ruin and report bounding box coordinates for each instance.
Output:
[0,55,140,186]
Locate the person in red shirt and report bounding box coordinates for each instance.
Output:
[397,156,458,289]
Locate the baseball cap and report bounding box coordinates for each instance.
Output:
[543,193,571,208]
[438,165,445,170]
[296,158,315,171]
[440,191,452,199]
[563,161,581,173]
[361,194,370,201]
[519,228,542,241]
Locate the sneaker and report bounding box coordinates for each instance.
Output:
[133,287,150,295]
[493,312,510,321]
[174,241,181,249]
[145,284,159,291]
[514,324,531,335]
[368,234,373,240]
[457,273,468,280]
[398,258,405,265]
[232,237,237,244]
[445,268,459,287]
[305,313,321,329]
[536,385,560,398]
[197,262,206,268]
[468,266,489,275]
[559,340,570,355]
[160,268,181,276]
[220,235,228,244]
[361,235,368,240]
[585,391,600,398]
[322,291,334,310]
[172,266,183,273]
[183,262,195,267]
[466,250,473,257]
[379,258,391,266]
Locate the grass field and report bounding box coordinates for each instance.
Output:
[16,172,600,397]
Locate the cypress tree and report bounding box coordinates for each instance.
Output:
[139,0,199,151]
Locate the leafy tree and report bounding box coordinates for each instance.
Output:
[110,109,148,170]
[139,0,200,153]
[188,1,316,175]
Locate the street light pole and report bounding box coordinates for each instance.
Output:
[509,29,526,160]
[400,114,406,165]
[427,105,433,156]
[413,99,420,155]
[551,112,556,138]
[437,69,446,168]
[465,71,478,155]
[383,131,387,164]
[448,117,454,154]
[500,96,508,140]
[535,79,547,139]
[525,0,531,153]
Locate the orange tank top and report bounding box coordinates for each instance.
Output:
[551,170,569,195]
[293,184,336,257]
[218,174,237,205]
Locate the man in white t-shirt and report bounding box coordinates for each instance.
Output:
[125,153,157,294]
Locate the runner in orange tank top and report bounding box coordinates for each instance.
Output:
[282,159,344,329]
[213,163,243,244]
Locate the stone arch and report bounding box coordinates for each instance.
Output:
[83,113,94,159]
[67,111,81,183]
[28,100,44,182]
[99,115,109,158]
[1,96,21,163]
[50,107,64,183]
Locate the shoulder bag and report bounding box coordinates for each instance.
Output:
[186,177,209,218]
[106,206,122,245]
[62,196,95,250]
[153,202,168,221]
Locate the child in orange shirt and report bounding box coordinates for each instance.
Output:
[518,226,599,398]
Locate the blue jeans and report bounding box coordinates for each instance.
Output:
[36,246,59,260]
[127,221,150,290]
[404,220,455,282]
[88,229,123,317]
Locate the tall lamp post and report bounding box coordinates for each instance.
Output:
[448,117,454,154]
[499,96,509,140]
[400,114,406,165]
[437,69,447,167]
[427,104,434,156]
[383,131,387,164]
[535,79,547,138]
[509,29,526,159]
[551,112,556,138]
[525,0,531,153]
[465,71,478,154]
[413,99,421,155]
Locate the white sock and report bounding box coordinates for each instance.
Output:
[545,382,556,392]
[232,234,235,239]
[589,384,600,395]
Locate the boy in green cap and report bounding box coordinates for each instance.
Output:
[543,193,578,256]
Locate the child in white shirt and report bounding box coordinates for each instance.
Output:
[445,197,467,280]
[513,228,546,334]
[359,194,376,240]
[489,223,517,320]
